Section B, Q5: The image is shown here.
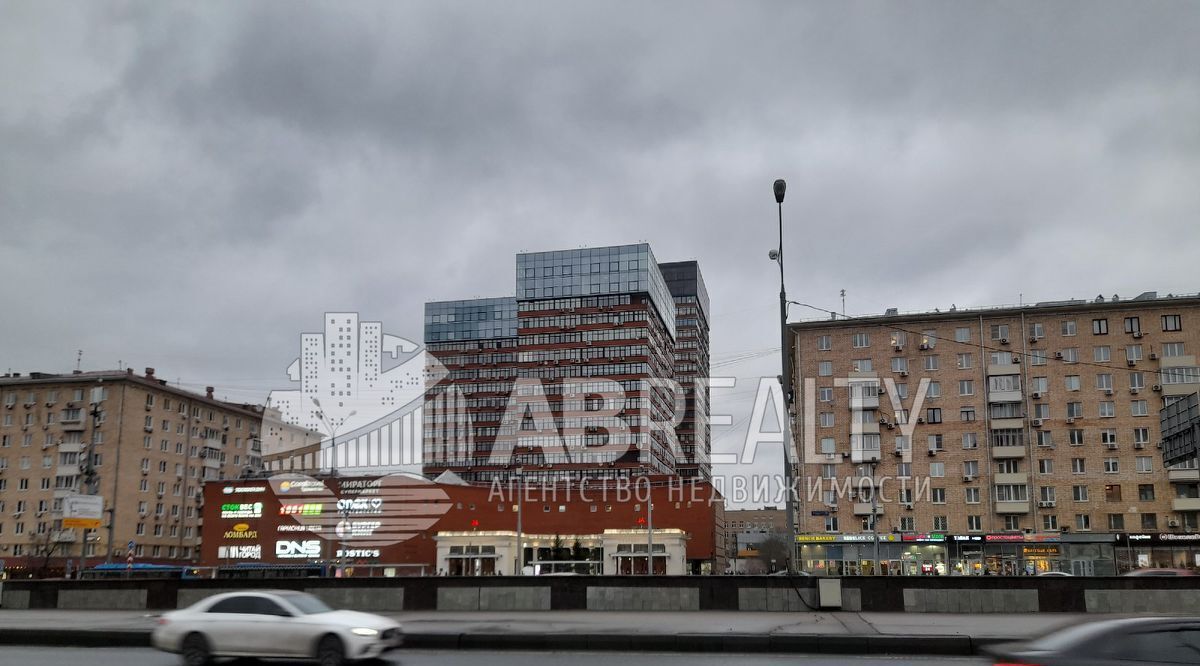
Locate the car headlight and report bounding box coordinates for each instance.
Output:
[351,628,380,637]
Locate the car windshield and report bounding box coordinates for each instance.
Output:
[1026,622,1115,652]
[281,593,333,615]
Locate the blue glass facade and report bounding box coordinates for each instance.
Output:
[424,297,518,343]
[515,244,676,338]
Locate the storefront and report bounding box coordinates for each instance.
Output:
[798,532,1117,576]
[1116,532,1200,573]
[796,534,948,576]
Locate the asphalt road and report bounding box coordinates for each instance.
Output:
[0,647,990,666]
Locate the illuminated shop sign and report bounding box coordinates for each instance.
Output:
[276,540,322,559]
[280,503,323,516]
[220,502,263,519]
[335,520,383,539]
[337,497,383,515]
[223,523,259,540]
[222,486,268,495]
[339,478,383,495]
[218,545,262,560]
[277,480,328,494]
[278,524,322,533]
[337,548,381,558]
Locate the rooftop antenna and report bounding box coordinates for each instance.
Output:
[840,289,846,317]
[76,350,83,373]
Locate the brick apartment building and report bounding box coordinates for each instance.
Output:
[0,368,264,575]
[788,292,1200,575]
[422,244,711,484]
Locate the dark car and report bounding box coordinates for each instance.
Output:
[983,616,1200,665]
[1123,568,1196,577]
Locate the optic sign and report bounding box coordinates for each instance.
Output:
[278,479,328,494]
[280,503,323,517]
[223,523,258,540]
[337,497,383,515]
[337,548,381,558]
[276,540,322,559]
[218,545,262,560]
[335,520,383,539]
[220,502,263,519]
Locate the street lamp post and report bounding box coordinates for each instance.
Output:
[770,179,799,574]
[311,398,355,476]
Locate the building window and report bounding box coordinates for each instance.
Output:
[929,462,945,477]
[1161,314,1182,332]
[927,382,941,398]
[1042,515,1059,531]
[818,387,833,402]
[1131,400,1148,417]
[924,355,939,371]
[819,413,834,428]
[1134,428,1150,445]
[967,515,982,532]
[1038,459,1054,475]
[960,407,976,422]
[1093,346,1111,362]
[1141,513,1158,530]
[1092,319,1108,335]
[1138,484,1155,501]
[1030,350,1046,366]
[1073,485,1089,501]
[955,327,971,343]
[852,333,870,348]
[931,488,946,504]
[956,353,973,370]
[965,487,981,504]
[921,330,937,348]
[1029,322,1044,340]
[1104,458,1119,474]
[959,380,974,396]
[1096,374,1113,390]
[1075,514,1091,531]
[926,408,942,424]
[1072,459,1086,475]
[962,432,978,449]
[1129,372,1145,389]
[1162,342,1185,357]
[1126,345,1143,362]
[1061,348,1078,363]
[1098,401,1115,418]
[1067,402,1083,418]
[899,517,914,532]
[891,357,908,373]
[1136,456,1152,473]
[1037,431,1054,448]
[933,516,948,531]
[817,335,831,351]
[852,359,872,372]
[1108,514,1124,531]
[818,361,833,377]
[990,324,1009,340]
[820,437,836,455]
[1061,320,1077,336]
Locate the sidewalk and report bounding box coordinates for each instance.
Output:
[0,609,1100,655]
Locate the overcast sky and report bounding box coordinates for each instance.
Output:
[3,1,1198,506]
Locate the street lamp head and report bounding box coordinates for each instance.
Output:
[311,398,322,408]
[773,179,786,204]
[768,249,780,262]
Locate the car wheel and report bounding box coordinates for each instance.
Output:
[316,634,346,666]
[181,633,211,666]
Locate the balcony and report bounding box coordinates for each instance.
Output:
[850,395,880,410]
[58,442,83,453]
[205,437,225,450]
[987,364,1020,377]
[61,421,85,432]
[1168,469,1200,482]
[995,472,1028,485]
[1159,355,1196,369]
[1164,383,1199,397]
[988,390,1023,404]
[853,502,884,516]
[994,501,1031,514]
[56,465,80,478]
[851,450,882,464]
[992,446,1027,459]
[991,418,1025,430]
[1172,498,1200,512]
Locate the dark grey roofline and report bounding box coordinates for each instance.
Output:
[789,293,1200,331]
[0,371,264,419]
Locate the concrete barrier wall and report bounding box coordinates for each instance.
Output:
[5,576,1200,613]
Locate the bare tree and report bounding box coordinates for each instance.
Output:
[754,530,792,573]
[28,530,66,578]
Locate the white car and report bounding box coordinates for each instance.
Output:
[152,590,402,666]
